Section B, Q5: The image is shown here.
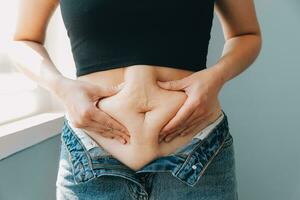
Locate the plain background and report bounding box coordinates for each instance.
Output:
[0,0,299,199]
[207,0,300,199]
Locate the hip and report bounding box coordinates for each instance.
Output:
[56,109,238,199]
[73,64,223,170]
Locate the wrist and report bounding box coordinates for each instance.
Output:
[206,65,227,89]
[50,76,74,99]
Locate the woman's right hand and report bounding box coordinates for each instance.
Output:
[56,78,130,144]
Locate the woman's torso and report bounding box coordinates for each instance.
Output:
[77,65,222,170]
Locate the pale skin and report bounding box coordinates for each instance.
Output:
[158,0,262,142]
[9,0,261,146]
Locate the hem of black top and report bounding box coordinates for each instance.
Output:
[76,59,207,77]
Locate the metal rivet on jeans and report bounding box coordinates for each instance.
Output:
[192,165,197,170]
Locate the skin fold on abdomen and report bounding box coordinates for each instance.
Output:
[78,65,222,171]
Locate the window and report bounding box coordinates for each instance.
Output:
[0,1,75,126]
[0,58,51,125]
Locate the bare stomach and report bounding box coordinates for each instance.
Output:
[77,64,223,171]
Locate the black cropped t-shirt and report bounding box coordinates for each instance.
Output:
[59,0,215,77]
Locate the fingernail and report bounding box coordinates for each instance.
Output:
[164,137,171,142]
[159,137,163,143]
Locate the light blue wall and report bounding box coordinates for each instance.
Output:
[0,136,61,200]
[207,0,300,199]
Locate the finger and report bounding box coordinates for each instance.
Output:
[98,82,125,98]
[83,125,129,144]
[100,131,128,144]
[101,123,131,142]
[184,105,210,126]
[112,135,127,144]
[165,122,200,142]
[180,108,204,130]
[159,125,185,143]
[99,132,115,139]
[163,128,187,143]
[112,129,131,143]
[159,114,204,143]
[163,114,205,142]
[164,132,180,142]
[166,108,202,136]
[83,127,115,139]
[163,124,188,142]
[156,78,188,91]
[90,110,130,135]
[160,99,196,135]
[181,109,213,136]
[179,118,205,136]
[99,132,127,144]
[106,117,130,136]
[159,121,193,143]
[85,119,130,141]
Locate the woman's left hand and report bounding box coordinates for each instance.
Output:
[157,67,225,143]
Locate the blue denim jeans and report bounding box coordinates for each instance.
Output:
[56,109,238,200]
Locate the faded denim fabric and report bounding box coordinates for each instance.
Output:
[56,109,238,200]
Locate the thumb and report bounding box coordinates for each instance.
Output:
[100,82,125,97]
[156,79,187,91]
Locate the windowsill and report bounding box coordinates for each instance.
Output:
[0,112,65,160]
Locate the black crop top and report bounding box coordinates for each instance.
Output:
[59,0,215,77]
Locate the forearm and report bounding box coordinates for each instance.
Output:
[8,40,69,97]
[208,33,262,86]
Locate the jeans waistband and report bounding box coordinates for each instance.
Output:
[60,109,230,187]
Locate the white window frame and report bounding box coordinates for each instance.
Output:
[0,4,73,159]
[0,112,65,160]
